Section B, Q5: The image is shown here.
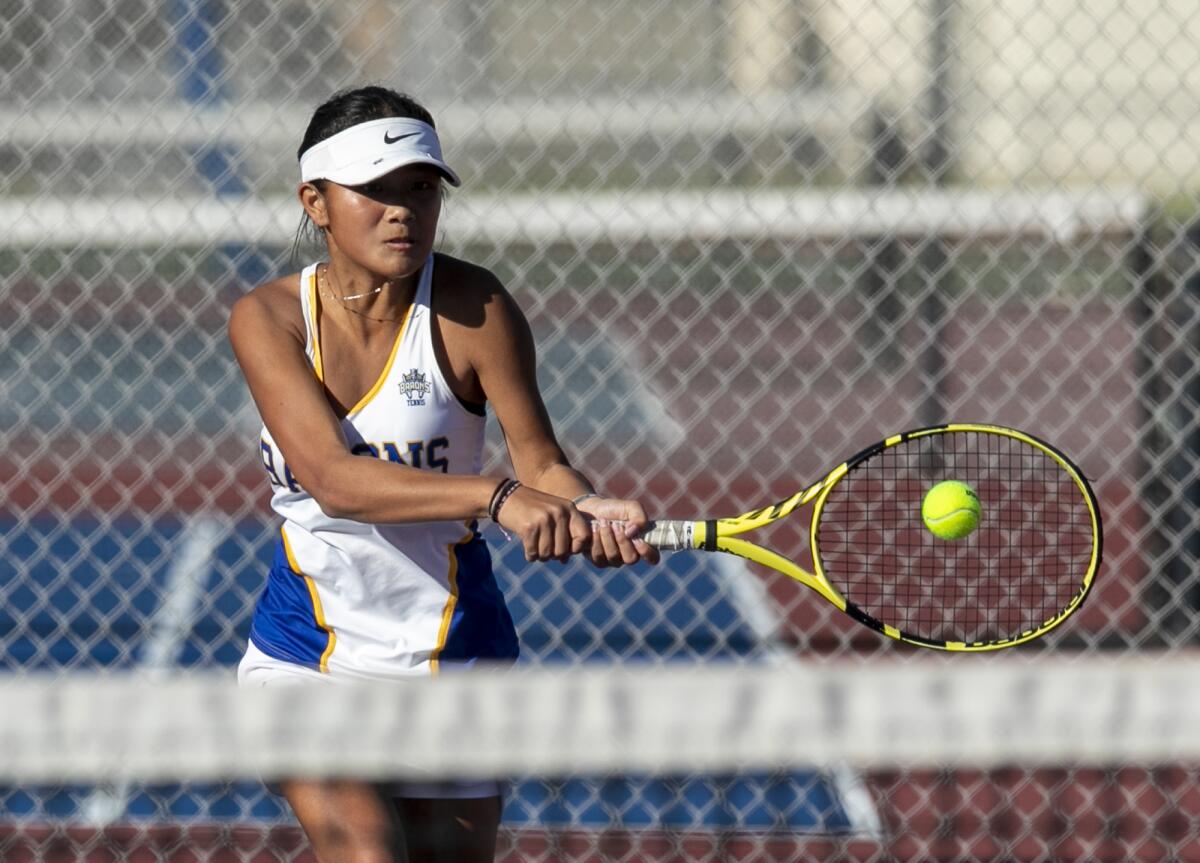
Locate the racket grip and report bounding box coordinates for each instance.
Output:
[641,520,692,551]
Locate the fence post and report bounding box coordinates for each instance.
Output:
[1137,215,1200,644]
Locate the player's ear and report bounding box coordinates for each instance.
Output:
[298,182,330,229]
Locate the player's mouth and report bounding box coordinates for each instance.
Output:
[384,236,415,250]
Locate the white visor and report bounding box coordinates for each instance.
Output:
[299,117,461,187]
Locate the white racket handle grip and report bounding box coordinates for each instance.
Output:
[641,520,693,551]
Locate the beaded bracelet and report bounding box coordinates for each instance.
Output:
[488,478,522,522]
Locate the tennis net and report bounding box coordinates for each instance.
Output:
[4,655,1200,862]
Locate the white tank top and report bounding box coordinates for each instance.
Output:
[248,256,519,679]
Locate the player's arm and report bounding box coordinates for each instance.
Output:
[227,280,585,561]
[461,270,658,566]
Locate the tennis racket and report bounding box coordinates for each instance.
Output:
[643,423,1102,651]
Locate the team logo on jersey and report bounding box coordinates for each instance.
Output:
[400,368,431,406]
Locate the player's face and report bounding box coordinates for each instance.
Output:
[323,165,443,279]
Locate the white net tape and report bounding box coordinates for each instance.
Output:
[5,658,1200,785]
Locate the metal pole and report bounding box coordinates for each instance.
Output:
[858,108,908,372]
[917,0,955,426]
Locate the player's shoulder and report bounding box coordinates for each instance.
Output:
[432,252,506,302]
[229,270,307,341]
[431,252,522,324]
[430,252,529,350]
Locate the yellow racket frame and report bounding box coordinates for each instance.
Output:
[649,423,1103,651]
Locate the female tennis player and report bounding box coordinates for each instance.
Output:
[229,85,658,863]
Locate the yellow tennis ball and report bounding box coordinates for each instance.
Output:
[922,480,981,540]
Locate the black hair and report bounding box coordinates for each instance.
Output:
[291,86,438,262]
[297,86,436,162]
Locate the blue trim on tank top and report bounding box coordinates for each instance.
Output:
[247,536,328,670]
[440,534,520,664]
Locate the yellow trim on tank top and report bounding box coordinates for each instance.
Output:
[345,300,415,417]
[281,525,337,673]
[429,522,476,677]
[306,270,324,382]
[307,265,414,415]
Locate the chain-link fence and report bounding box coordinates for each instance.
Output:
[2,1,1198,860]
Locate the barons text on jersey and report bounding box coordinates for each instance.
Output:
[259,435,452,492]
[400,368,431,406]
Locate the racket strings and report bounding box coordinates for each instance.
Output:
[814,430,1096,645]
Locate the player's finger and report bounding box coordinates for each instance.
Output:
[591,519,621,567]
[618,503,650,537]
[522,528,540,562]
[569,509,591,555]
[633,537,660,565]
[609,524,641,565]
[553,508,573,563]
[536,518,556,562]
[601,518,658,563]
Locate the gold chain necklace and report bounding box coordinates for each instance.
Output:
[320,265,408,323]
[323,263,384,302]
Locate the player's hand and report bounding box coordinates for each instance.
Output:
[574,497,661,567]
[496,486,592,562]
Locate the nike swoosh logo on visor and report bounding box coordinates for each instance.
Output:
[383,131,419,144]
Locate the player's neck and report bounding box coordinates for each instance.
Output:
[318,261,416,333]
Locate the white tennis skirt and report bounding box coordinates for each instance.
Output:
[237,640,503,800]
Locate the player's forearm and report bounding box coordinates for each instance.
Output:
[518,460,594,501]
[305,454,499,524]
